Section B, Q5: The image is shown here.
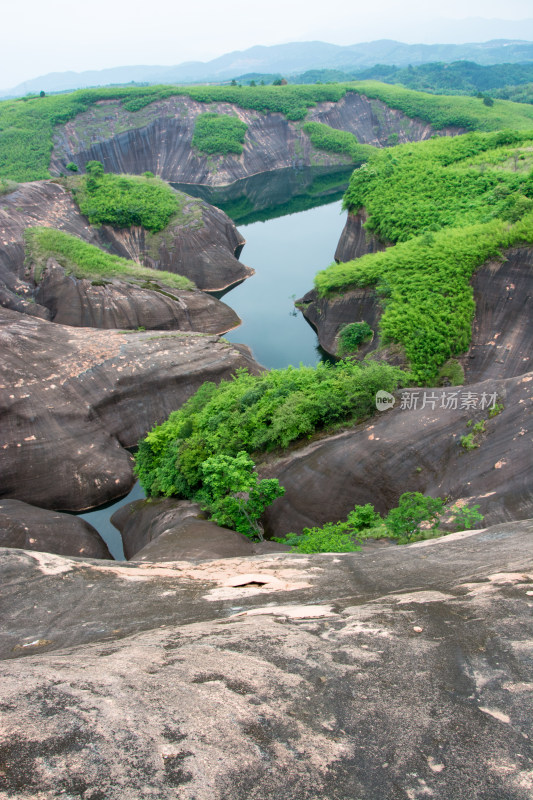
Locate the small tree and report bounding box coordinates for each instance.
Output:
[200,452,284,539]
[385,492,444,541]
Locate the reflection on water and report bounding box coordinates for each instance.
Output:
[172,165,352,226]
[223,199,346,369]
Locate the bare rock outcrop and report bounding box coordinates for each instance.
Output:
[111,497,289,561]
[50,93,461,186]
[0,520,531,799]
[33,259,240,333]
[0,499,112,559]
[263,372,532,538]
[333,209,386,263]
[0,308,261,512]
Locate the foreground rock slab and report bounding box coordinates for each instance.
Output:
[0,308,260,511]
[0,520,531,799]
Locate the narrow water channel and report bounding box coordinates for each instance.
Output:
[80,168,351,557]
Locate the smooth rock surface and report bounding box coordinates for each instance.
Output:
[0,308,260,511]
[0,520,531,799]
[33,259,240,333]
[263,372,533,537]
[0,499,112,559]
[111,497,289,561]
[333,209,386,263]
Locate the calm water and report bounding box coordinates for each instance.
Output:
[80,170,350,555]
[224,199,345,368]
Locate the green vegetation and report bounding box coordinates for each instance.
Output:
[295,62,533,98]
[349,81,533,131]
[135,360,406,498]
[72,161,179,232]
[198,452,284,539]
[24,227,194,289]
[336,321,373,356]
[276,493,485,552]
[436,359,464,386]
[193,113,247,157]
[302,121,375,164]
[0,84,349,182]
[315,130,533,382]
[494,84,533,106]
[192,113,248,156]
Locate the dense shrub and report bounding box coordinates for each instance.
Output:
[277,494,484,551]
[192,113,248,155]
[336,322,373,356]
[302,121,375,164]
[134,360,406,498]
[73,163,179,232]
[315,128,533,383]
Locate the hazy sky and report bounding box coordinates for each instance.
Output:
[1,0,533,89]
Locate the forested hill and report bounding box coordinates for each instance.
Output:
[290,62,533,98]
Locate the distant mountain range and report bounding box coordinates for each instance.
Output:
[3,38,533,98]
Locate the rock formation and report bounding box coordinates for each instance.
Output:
[0,519,531,799]
[0,180,252,328]
[0,499,112,559]
[300,245,533,376]
[111,497,289,561]
[262,371,532,538]
[50,94,461,186]
[32,260,240,333]
[333,209,386,263]
[0,307,261,512]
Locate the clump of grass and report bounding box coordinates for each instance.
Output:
[24,227,194,290]
[192,113,248,156]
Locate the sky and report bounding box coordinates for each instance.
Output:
[1,0,533,90]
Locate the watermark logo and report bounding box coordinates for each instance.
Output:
[375,390,396,411]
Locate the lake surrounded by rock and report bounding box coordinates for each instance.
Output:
[79,168,350,557]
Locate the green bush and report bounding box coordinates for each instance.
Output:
[336,321,373,356]
[192,113,248,156]
[73,163,179,232]
[302,121,375,164]
[277,495,484,551]
[134,360,406,498]
[24,227,193,289]
[384,492,444,541]
[199,452,285,539]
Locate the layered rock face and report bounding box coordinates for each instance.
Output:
[0,180,251,329]
[263,371,532,538]
[0,308,261,511]
[0,520,531,799]
[50,94,460,186]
